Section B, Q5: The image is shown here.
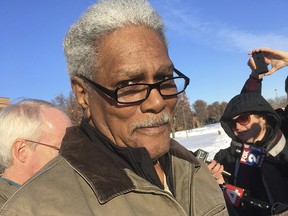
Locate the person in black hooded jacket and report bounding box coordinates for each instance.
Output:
[242,47,288,139]
[214,91,288,215]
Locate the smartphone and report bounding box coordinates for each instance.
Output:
[252,51,269,74]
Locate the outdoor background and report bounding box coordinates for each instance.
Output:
[1,0,288,105]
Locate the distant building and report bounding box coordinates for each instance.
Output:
[0,97,10,110]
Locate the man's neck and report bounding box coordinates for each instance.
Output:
[2,167,27,186]
[154,161,164,185]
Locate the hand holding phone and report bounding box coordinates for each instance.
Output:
[252,51,269,74]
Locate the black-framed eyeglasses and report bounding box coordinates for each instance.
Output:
[78,68,190,104]
[24,139,60,151]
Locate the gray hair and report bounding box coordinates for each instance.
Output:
[63,0,166,79]
[0,99,64,172]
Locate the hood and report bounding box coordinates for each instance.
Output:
[220,92,281,145]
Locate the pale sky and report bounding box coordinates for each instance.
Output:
[1,0,288,104]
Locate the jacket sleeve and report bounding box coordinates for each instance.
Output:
[240,75,262,94]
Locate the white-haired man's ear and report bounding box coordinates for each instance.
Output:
[13,139,29,163]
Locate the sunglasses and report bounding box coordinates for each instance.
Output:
[230,113,251,127]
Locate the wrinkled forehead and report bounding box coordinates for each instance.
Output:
[95,26,171,80]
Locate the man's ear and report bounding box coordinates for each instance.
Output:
[71,76,91,118]
[13,139,28,163]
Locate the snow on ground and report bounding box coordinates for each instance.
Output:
[172,123,231,161]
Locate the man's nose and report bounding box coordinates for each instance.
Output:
[140,88,166,113]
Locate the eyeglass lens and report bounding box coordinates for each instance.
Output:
[234,114,251,126]
[117,77,185,103]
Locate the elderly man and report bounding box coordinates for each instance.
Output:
[0,0,228,215]
[0,99,71,207]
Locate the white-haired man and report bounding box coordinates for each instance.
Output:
[0,99,71,207]
[0,1,228,215]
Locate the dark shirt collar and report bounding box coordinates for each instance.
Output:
[80,120,173,192]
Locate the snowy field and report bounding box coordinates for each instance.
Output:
[172,123,231,161]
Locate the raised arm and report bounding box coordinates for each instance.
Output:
[248,47,288,76]
[241,48,288,94]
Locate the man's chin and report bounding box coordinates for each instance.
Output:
[147,142,170,160]
[131,135,170,159]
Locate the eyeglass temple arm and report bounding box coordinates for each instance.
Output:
[24,139,60,150]
[174,68,190,86]
[77,74,117,98]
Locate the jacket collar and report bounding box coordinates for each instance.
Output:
[60,125,135,203]
[60,121,200,203]
[79,120,170,190]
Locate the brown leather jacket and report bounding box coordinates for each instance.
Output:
[0,125,228,215]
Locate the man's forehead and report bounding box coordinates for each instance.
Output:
[116,65,173,75]
[99,65,174,80]
[97,26,168,59]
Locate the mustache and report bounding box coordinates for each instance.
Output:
[131,113,171,132]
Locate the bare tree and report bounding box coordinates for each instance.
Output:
[52,92,82,125]
[174,93,194,131]
[192,99,207,126]
[207,101,221,122]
